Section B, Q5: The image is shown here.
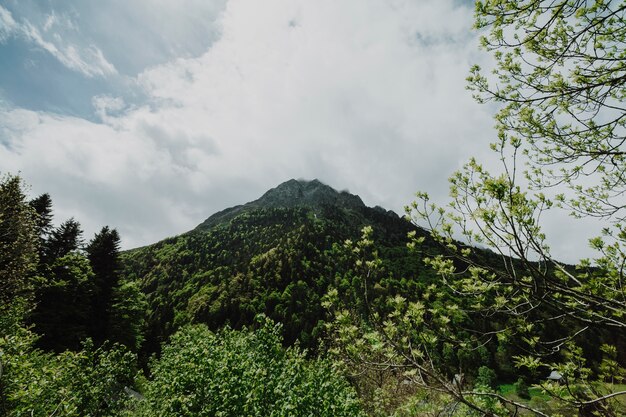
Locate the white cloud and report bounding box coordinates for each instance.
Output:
[0,0,598,262]
[22,21,117,77]
[0,5,116,77]
[92,95,125,121]
[0,5,17,42]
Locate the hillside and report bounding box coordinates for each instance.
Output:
[122,179,610,381]
[122,179,435,356]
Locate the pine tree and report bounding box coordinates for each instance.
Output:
[0,175,38,330]
[31,219,94,351]
[29,193,53,239]
[42,218,83,264]
[87,226,122,346]
[33,253,96,351]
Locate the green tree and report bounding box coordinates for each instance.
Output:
[133,317,364,417]
[87,226,123,346]
[107,280,148,351]
[468,0,626,221]
[29,193,53,239]
[476,366,497,391]
[329,2,626,416]
[32,253,97,352]
[1,329,136,417]
[0,175,37,319]
[404,0,626,415]
[325,228,510,417]
[514,377,530,400]
[0,175,137,417]
[42,218,84,266]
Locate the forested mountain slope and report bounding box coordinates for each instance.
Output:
[123,179,619,385]
[122,179,434,356]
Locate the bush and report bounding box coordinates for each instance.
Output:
[0,330,135,417]
[475,366,497,390]
[514,377,531,400]
[134,317,364,417]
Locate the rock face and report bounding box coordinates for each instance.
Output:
[195,179,372,230]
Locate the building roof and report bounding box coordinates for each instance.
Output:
[547,370,563,380]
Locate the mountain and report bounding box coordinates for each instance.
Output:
[195,178,390,230]
[122,179,433,357]
[121,179,612,382]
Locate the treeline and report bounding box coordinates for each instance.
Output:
[27,194,146,352]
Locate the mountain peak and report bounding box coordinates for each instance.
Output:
[196,179,365,230]
[258,179,362,208]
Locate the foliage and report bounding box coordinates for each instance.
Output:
[132,317,365,417]
[325,227,516,417]
[325,3,626,415]
[477,367,498,391]
[514,377,531,400]
[0,174,140,416]
[1,328,136,417]
[23,201,145,353]
[107,280,148,352]
[29,193,53,249]
[396,1,626,415]
[42,218,83,263]
[122,199,422,359]
[469,0,626,221]
[32,253,97,351]
[87,226,123,346]
[0,175,37,312]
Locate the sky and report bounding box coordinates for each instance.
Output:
[0,0,602,261]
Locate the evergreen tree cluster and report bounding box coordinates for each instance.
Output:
[26,193,145,352]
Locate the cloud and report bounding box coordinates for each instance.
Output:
[0,5,116,77]
[92,95,125,119]
[2,0,227,77]
[0,6,18,42]
[2,0,595,262]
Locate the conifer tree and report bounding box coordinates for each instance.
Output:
[0,175,37,328]
[42,218,83,264]
[87,226,122,345]
[29,193,53,239]
[32,219,94,351]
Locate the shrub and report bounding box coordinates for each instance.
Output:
[514,377,531,400]
[134,317,364,417]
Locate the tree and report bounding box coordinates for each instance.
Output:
[42,218,84,263]
[325,228,511,417]
[32,253,97,352]
[407,1,626,414]
[468,0,626,221]
[0,176,137,416]
[328,2,626,416]
[29,193,53,239]
[1,332,136,417]
[29,217,96,352]
[107,280,147,352]
[132,317,365,417]
[87,226,122,346]
[0,175,37,333]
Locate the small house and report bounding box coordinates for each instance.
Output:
[547,370,564,383]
